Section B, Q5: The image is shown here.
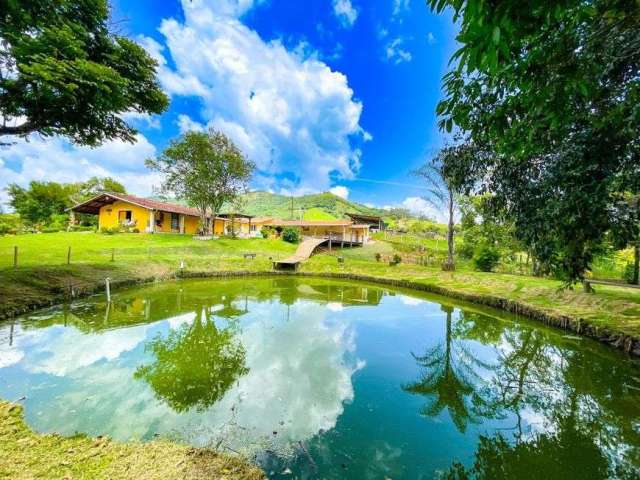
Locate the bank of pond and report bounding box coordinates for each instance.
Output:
[1,277,639,479]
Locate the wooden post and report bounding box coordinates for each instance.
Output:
[13,246,18,268]
[67,246,71,265]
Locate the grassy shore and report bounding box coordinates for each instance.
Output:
[1,232,640,477]
[1,232,639,338]
[0,401,264,480]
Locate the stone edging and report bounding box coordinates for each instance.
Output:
[2,269,639,357]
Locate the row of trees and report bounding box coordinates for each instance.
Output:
[3,177,126,232]
[423,0,640,285]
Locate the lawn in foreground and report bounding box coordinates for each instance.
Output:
[1,232,639,338]
[0,401,264,480]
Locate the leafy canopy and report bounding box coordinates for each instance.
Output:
[7,176,125,224]
[428,0,640,281]
[0,0,168,145]
[146,129,255,231]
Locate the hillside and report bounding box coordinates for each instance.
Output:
[234,191,391,220]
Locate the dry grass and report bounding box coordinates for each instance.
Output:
[0,401,265,480]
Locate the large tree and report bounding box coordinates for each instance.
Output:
[146,129,255,235]
[7,177,126,225]
[0,0,168,145]
[428,0,640,282]
[7,181,77,224]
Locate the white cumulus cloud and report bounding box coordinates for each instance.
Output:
[0,134,161,209]
[329,185,349,199]
[142,0,366,194]
[333,0,359,28]
[402,196,447,222]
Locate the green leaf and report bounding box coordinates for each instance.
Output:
[492,26,501,45]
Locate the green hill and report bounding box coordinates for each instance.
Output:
[236,191,392,220]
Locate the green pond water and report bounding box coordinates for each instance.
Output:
[1,277,640,479]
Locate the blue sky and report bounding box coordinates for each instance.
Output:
[1,0,457,219]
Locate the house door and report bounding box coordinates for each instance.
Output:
[171,213,180,231]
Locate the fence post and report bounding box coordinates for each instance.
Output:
[13,246,18,268]
[105,277,111,302]
[67,246,71,265]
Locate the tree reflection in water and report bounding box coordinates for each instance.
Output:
[134,304,248,413]
[406,306,640,479]
[402,305,494,433]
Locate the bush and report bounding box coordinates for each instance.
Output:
[47,213,69,231]
[473,244,501,272]
[100,226,119,235]
[69,225,96,232]
[282,226,301,244]
[389,253,402,266]
[0,214,23,235]
[261,225,274,239]
[623,263,638,284]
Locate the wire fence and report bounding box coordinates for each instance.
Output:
[0,244,287,270]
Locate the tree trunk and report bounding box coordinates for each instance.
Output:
[442,192,455,271]
[634,240,640,285]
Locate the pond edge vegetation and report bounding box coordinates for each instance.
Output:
[0,400,265,480]
[2,269,639,358]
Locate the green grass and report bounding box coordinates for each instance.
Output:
[0,401,264,480]
[303,207,337,220]
[1,232,640,338]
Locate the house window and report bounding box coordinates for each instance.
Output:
[171,213,180,231]
[118,210,132,222]
[250,224,256,232]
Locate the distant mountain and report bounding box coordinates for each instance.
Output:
[154,190,412,221]
[233,191,395,220]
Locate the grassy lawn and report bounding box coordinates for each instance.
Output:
[1,232,639,338]
[0,401,264,480]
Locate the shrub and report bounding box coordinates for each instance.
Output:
[100,226,119,235]
[282,226,301,244]
[47,213,69,231]
[623,263,637,284]
[389,253,402,266]
[473,244,501,272]
[0,214,23,235]
[375,252,382,262]
[69,225,95,232]
[260,225,274,239]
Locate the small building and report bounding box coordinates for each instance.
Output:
[345,213,387,232]
[70,193,228,235]
[268,220,370,244]
[217,214,274,238]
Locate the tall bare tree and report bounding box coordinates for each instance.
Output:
[413,153,458,270]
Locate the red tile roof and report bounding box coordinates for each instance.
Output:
[268,220,354,227]
[72,192,211,218]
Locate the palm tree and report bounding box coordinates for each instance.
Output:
[402,305,491,433]
[412,156,457,270]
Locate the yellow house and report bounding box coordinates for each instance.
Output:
[70,193,227,235]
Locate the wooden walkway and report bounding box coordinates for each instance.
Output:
[273,237,328,270]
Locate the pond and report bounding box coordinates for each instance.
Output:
[1,277,640,479]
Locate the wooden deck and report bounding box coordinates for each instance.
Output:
[273,237,328,270]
